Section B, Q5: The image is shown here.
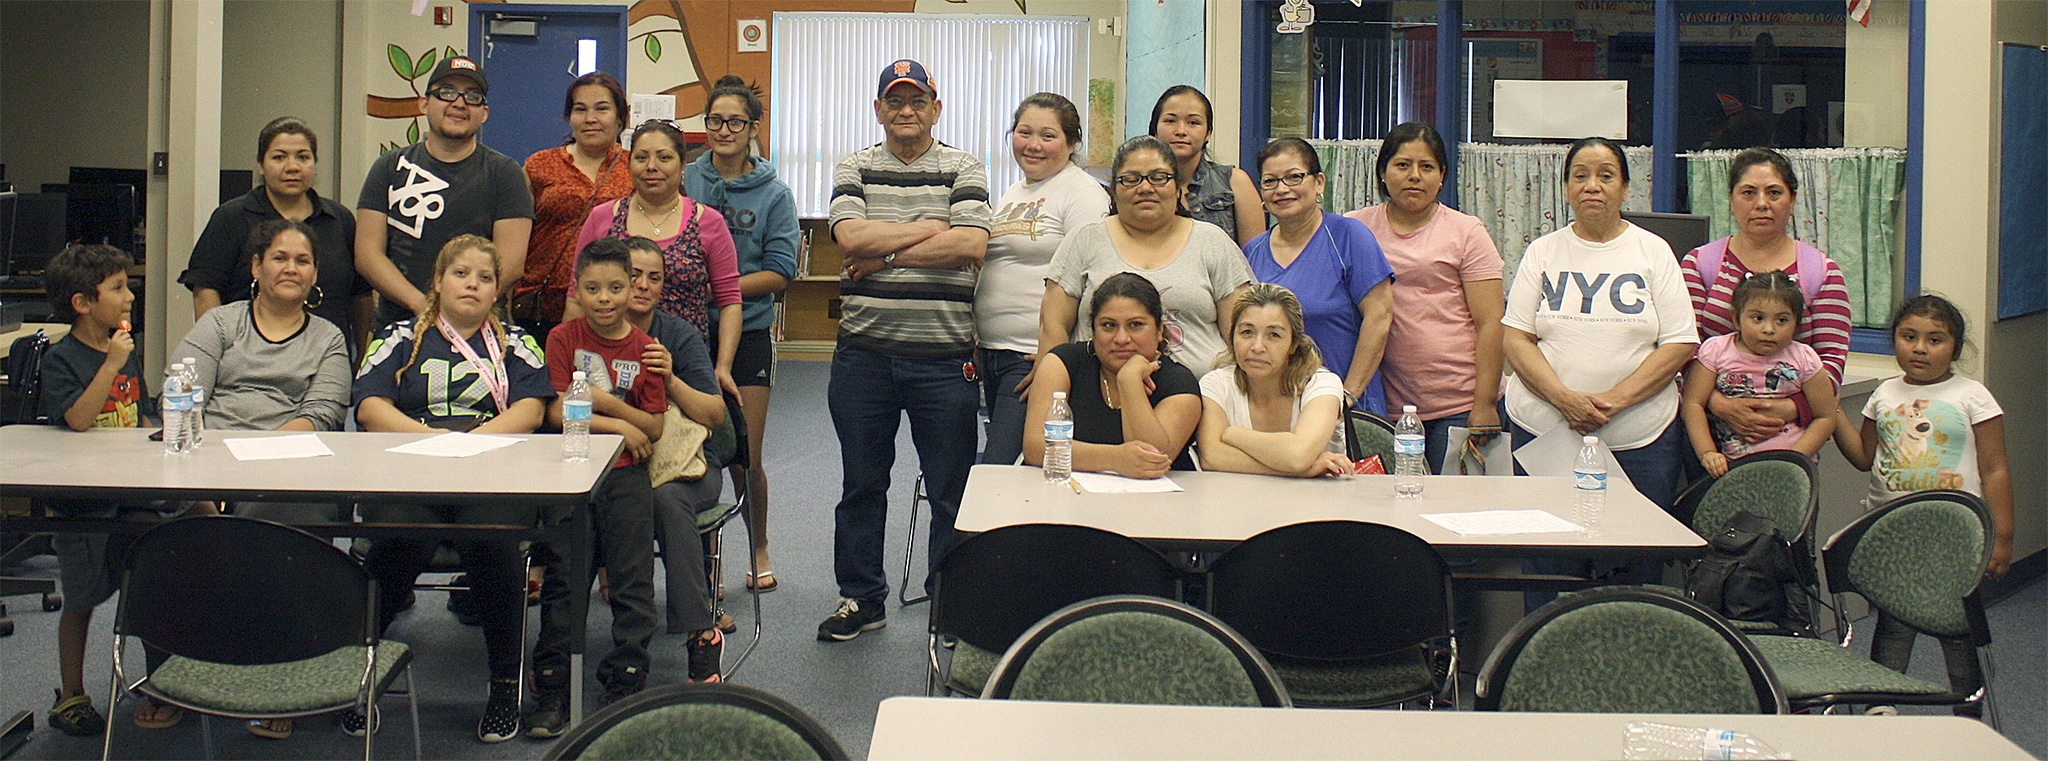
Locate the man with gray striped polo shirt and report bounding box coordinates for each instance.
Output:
[818,58,991,641]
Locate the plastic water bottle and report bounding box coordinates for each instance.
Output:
[179,358,203,447]
[562,370,592,462]
[1622,721,1787,759]
[1044,391,1073,482]
[1393,404,1426,498]
[1574,435,1607,534]
[161,363,193,454]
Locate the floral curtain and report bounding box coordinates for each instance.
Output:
[1457,143,1655,284]
[1682,148,1905,329]
[1308,138,1385,214]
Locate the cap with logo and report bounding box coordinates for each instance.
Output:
[876,59,936,99]
[427,56,489,94]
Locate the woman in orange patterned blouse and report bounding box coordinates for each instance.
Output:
[514,71,634,335]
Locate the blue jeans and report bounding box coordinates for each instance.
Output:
[979,348,1033,466]
[1513,417,1685,612]
[828,346,980,603]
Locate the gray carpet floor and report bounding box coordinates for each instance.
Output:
[2,358,2041,759]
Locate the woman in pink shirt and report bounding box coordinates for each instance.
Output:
[1347,122,1505,472]
[574,119,744,397]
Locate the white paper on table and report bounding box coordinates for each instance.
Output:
[385,432,524,458]
[222,434,334,461]
[1069,471,1183,494]
[1422,509,1584,536]
[1511,423,1635,493]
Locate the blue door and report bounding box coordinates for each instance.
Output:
[469,4,628,163]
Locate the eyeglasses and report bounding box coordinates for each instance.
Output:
[1259,171,1315,190]
[1113,171,1176,188]
[428,86,488,106]
[704,116,756,133]
[881,96,934,112]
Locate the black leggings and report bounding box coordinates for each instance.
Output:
[361,504,529,682]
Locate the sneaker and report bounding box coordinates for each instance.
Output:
[1865,704,1899,716]
[600,666,645,706]
[524,688,568,740]
[337,706,378,737]
[688,628,724,683]
[817,598,886,642]
[477,680,520,743]
[48,690,106,737]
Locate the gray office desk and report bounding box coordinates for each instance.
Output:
[867,697,2033,760]
[958,465,1705,559]
[0,426,623,729]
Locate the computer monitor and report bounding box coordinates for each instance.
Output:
[0,191,69,277]
[1621,211,1712,260]
[220,169,255,204]
[41,183,140,261]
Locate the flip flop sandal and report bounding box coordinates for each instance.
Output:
[745,570,778,593]
[132,699,183,730]
[246,719,292,739]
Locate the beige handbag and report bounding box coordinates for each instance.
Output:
[648,402,710,487]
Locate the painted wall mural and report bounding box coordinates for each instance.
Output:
[367,43,460,154]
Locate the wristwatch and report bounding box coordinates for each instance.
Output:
[883,252,898,268]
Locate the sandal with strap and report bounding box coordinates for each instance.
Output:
[245,718,292,739]
[133,697,184,730]
[745,570,778,593]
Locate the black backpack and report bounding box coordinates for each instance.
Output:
[3,329,52,425]
[1684,509,1815,636]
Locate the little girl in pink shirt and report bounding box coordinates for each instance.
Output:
[1680,271,1839,476]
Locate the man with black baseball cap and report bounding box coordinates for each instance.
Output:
[355,55,534,329]
[816,58,991,642]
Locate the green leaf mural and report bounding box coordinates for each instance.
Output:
[445,46,459,61]
[388,44,413,79]
[406,120,420,144]
[645,35,661,63]
[414,49,437,81]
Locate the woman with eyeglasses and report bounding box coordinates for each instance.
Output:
[1040,135,1253,378]
[516,72,633,337]
[1348,121,1506,468]
[1244,137,1394,414]
[977,92,1109,466]
[1150,85,1264,245]
[1679,147,1852,451]
[682,74,798,592]
[574,119,744,399]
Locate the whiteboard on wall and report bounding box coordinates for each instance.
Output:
[1492,80,1628,140]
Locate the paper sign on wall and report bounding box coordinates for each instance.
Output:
[1492,80,1628,140]
[738,19,768,53]
[631,93,677,127]
[1772,84,1808,114]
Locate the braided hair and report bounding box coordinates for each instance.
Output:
[394,234,511,385]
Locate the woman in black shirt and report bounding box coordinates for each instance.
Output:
[1023,272,1200,477]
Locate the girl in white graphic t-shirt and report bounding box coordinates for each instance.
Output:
[1832,294,2011,717]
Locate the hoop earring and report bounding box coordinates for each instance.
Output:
[250,278,260,298]
[303,285,324,310]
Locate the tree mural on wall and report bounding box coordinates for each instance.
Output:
[367,44,462,153]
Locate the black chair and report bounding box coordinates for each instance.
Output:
[694,391,760,676]
[928,524,1180,697]
[106,516,418,760]
[1474,586,1787,714]
[1208,521,1455,708]
[898,472,933,605]
[1744,490,2002,726]
[983,595,1291,707]
[2,328,61,637]
[543,682,847,760]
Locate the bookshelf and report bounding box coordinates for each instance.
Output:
[773,218,842,360]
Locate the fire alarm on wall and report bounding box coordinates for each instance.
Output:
[434,6,453,25]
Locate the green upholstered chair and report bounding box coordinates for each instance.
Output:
[543,682,847,761]
[692,392,760,676]
[928,524,1180,697]
[982,595,1291,707]
[1671,450,1823,634]
[1745,490,2000,727]
[1344,409,1396,469]
[107,515,417,761]
[1207,521,1454,708]
[1475,586,1787,714]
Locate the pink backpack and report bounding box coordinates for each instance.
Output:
[1692,238,1826,305]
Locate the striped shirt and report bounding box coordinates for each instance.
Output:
[1680,240,1852,385]
[828,142,992,357]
